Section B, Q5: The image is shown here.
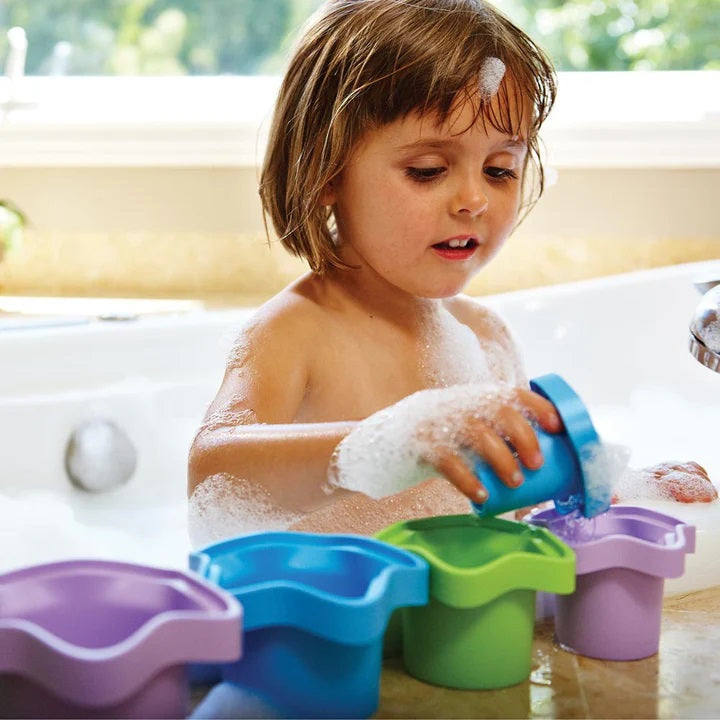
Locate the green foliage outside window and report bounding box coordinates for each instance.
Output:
[0,0,718,74]
[495,0,720,71]
[0,201,26,261]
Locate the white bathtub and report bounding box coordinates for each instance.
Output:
[1,259,718,590]
[0,308,255,571]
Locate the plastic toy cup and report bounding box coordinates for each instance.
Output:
[472,374,609,519]
[528,506,695,660]
[190,531,428,719]
[0,559,241,719]
[376,514,575,690]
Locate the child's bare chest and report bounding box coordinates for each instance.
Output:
[298,330,427,421]
[295,313,497,422]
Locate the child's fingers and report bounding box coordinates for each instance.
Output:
[427,419,528,501]
[429,448,488,502]
[494,405,544,471]
[515,388,563,433]
[466,419,524,490]
[418,386,563,503]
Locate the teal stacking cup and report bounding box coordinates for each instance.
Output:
[471,374,609,519]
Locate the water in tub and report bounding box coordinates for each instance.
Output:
[614,470,720,594]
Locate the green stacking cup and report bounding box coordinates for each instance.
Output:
[377,514,575,689]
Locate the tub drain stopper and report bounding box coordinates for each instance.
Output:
[65,418,137,492]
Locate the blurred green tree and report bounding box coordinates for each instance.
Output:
[495,0,720,70]
[0,0,317,74]
[0,0,717,74]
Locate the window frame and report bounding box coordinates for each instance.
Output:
[0,71,718,168]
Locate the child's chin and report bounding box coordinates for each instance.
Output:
[419,282,472,299]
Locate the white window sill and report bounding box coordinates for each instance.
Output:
[1,72,718,169]
[542,71,720,169]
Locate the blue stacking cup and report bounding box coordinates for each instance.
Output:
[471,374,608,519]
[190,532,429,719]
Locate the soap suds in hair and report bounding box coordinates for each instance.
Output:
[479,56,506,99]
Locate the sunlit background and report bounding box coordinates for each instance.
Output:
[0,1,718,302]
[0,0,717,76]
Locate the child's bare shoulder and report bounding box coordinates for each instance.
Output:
[228,276,338,377]
[445,295,526,385]
[239,276,329,347]
[221,279,330,414]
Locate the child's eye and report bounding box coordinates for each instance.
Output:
[405,166,446,182]
[484,166,519,181]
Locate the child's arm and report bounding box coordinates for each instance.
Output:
[188,301,355,511]
[189,421,356,509]
[190,376,557,514]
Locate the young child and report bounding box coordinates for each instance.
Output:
[188,0,713,540]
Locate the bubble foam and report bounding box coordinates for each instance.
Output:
[0,491,188,573]
[418,305,524,388]
[188,474,303,548]
[418,307,491,387]
[614,463,718,505]
[479,57,506,98]
[197,389,259,436]
[330,383,518,499]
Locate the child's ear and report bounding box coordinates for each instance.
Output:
[319,180,337,207]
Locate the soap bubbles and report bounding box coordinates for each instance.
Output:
[330,383,521,499]
[188,474,302,548]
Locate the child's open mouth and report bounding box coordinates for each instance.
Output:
[431,236,480,260]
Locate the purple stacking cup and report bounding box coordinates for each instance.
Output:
[0,560,241,719]
[528,505,695,661]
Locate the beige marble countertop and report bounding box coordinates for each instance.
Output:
[188,586,720,719]
[378,587,720,719]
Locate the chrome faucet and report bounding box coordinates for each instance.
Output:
[2,26,34,110]
[689,277,720,373]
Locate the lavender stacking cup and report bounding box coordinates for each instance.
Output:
[529,506,695,660]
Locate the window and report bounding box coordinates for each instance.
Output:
[0,0,323,75]
[494,0,719,71]
[2,0,716,75]
[1,0,718,167]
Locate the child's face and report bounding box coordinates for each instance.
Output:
[328,88,529,298]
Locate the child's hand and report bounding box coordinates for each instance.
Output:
[614,461,717,504]
[422,387,563,503]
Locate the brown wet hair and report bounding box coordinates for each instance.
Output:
[260,0,557,273]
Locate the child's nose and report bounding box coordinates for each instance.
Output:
[452,178,489,218]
